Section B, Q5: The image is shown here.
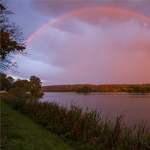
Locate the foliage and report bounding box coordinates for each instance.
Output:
[23,80,31,92]
[13,79,30,92]
[13,79,24,88]
[1,73,44,98]
[30,75,44,97]
[76,86,92,93]
[1,101,72,150]
[130,85,149,93]
[42,84,150,93]
[0,72,14,91]
[30,75,41,90]
[0,3,26,72]
[9,87,25,98]
[2,94,150,150]
[1,93,26,111]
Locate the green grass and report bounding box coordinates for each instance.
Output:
[1,101,73,150]
[1,93,150,150]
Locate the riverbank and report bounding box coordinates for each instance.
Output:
[1,101,72,150]
[39,92,150,126]
[2,93,150,150]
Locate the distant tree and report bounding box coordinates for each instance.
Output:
[76,86,91,93]
[76,87,82,93]
[30,75,44,97]
[127,88,134,93]
[140,86,147,93]
[0,3,26,72]
[133,86,140,93]
[82,86,92,93]
[146,86,150,92]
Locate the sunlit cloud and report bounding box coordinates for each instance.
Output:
[7,1,150,85]
[11,8,150,85]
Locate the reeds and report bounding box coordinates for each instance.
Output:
[2,94,150,150]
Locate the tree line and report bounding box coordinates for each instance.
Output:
[0,73,44,98]
[0,3,44,98]
[41,84,150,93]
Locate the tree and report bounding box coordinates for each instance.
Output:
[76,87,82,93]
[0,3,26,73]
[22,80,30,92]
[76,86,92,93]
[0,73,14,91]
[133,86,140,93]
[82,86,91,93]
[30,75,44,97]
[13,79,31,93]
[13,79,24,88]
[7,76,14,84]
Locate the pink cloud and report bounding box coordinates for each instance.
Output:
[12,8,150,85]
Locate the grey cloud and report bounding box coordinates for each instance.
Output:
[31,0,150,18]
[26,14,150,69]
[10,2,150,85]
[39,7,150,35]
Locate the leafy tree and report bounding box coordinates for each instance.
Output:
[0,3,26,72]
[30,75,44,97]
[22,80,30,92]
[7,76,14,84]
[13,79,24,88]
[13,79,31,93]
[0,73,14,91]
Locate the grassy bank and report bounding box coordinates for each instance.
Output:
[1,101,72,150]
[1,93,150,150]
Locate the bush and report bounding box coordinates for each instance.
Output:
[1,93,26,112]
[9,87,25,97]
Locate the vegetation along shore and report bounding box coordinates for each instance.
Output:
[1,93,150,150]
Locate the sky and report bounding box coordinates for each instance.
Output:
[5,0,150,85]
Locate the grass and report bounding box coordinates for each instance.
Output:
[1,101,73,150]
[1,93,150,150]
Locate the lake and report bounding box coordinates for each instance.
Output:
[39,92,150,126]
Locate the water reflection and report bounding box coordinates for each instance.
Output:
[39,92,150,126]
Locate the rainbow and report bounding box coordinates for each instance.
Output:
[6,6,150,75]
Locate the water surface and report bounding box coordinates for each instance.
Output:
[39,92,150,126]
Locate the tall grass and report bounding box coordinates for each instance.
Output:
[1,93,150,150]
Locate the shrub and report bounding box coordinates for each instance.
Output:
[9,87,25,97]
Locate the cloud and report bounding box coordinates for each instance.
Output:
[31,0,150,18]
[21,8,150,84]
[11,7,150,85]
[11,55,64,81]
